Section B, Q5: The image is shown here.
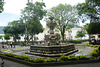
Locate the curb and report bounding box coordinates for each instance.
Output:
[0,55,100,67]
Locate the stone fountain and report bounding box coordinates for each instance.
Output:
[26,17,78,57]
[45,17,60,46]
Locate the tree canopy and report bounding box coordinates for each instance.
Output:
[46,4,79,41]
[3,20,25,42]
[86,23,100,34]
[27,19,44,41]
[4,34,10,41]
[0,0,4,13]
[0,36,2,39]
[21,2,46,41]
[77,0,100,23]
[21,2,46,21]
[75,30,86,40]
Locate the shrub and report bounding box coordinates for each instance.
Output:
[0,52,4,55]
[75,44,100,48]
[13,42,20,45]
[24,59,36,63]
[45,58,57,62]
[59,55,91,61]
[13,55,29,60]
[81,40,89,42]
[13,55,20,59]
[76,56,91,60]
[36,57,45,63]
[90,48,100,58]
[5,53,16,57]
[67,55,78,61]
[59,55,68,61]
[19,55,29,60]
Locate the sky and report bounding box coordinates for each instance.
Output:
[0,0,86,27]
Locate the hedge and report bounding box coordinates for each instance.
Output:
[0,53,93,63]
[60,40,88,43]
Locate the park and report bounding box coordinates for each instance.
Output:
[0,0,100,67]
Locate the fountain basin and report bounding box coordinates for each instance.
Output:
[26,43,78,57]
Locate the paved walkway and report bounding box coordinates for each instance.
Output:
[48,62,100,67]
[0,58,30,67]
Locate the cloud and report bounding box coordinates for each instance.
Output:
[3,0,85,15]
[1,0,85,26]
[4,0,27,15]
[44,0,85,9]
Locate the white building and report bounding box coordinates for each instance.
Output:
[0,26,89,42]
[37,27,89,40]
[65,28,89,40]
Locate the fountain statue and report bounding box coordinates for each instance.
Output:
[45,17,60,46]
[26,17,78,57]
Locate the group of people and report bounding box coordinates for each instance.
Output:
[7,41,13,48]
[0,41,13,50]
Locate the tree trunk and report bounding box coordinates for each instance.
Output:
[61,26,66,42]
[32,33,34,42]
[27,34,30,42]
[62,35,64,41]
[89,34,91,44]
[25,32,26,42]
[61,30,65,41]
[13,35,16,42]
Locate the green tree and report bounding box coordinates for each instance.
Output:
[75,30,86,40]
[3,20,25,42]
[21,2,46,41]
[0,36,2,39]
[16,36,20,42]
[27,19,44,41]
[4,34,10,41]
[0,0,4,13]
[21,2,46,20]
[82,23,89,30]
[86,23,100,43]
[86,23,100,34]
[47,4,79,41]
[77,0,100,23]
[82,23,91,41]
